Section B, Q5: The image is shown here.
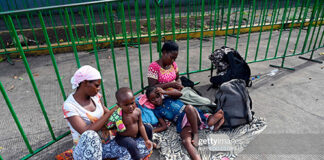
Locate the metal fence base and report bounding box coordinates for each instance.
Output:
[269,64,295,71]
[299,56,323,64]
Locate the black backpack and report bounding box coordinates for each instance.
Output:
[209,46,251,88]
[215,79,254,128]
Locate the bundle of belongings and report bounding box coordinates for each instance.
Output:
[208,46,252,88]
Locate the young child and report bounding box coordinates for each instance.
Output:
[106,87,153,160]
[147,86,225,160]
[146,86,206,160]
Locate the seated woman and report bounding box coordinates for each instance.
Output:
[147,40,183,90]
[62,65,151,160]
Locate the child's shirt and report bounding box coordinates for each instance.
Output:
[153,97,186,122]
[106,107,126,132]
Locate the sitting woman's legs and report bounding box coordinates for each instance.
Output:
[73,130,102,160]
[180,127,201,160]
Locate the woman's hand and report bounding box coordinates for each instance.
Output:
[170,81,184,90]
[156,86,182,99]
[144,139,153,150]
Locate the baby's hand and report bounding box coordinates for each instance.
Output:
[144,140,153,150]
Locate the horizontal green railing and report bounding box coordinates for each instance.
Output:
[0,0,323,159]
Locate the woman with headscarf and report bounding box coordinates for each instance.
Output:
[62,65,151,160]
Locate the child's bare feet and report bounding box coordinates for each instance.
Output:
[213,117,225,131]
[192,133,199,147]
[153,142,158,149]
[207,110,224,126]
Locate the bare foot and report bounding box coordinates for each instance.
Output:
[192,133,199,147]
[207,110,224,127]
[153,143,161,149]
[213,117,225,131]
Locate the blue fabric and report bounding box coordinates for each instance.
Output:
[153,97,185,121]
[153,98,186,132]
[153,98,208,133]
[135,97,159,125]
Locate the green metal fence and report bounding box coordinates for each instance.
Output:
[0,0,323,159]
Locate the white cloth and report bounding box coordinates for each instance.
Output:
[71,65,101,89]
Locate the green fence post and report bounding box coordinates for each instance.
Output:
[280,0,301,68]
[224,0,232,46]
[231,0,238,36]
[186,0,190,78]
[212,0,219,52]
[79,7,89,43]
[254,0,268,61]
[306,0,323,52]
[285,0,293,24]
[119,2,133,90]
[15,15,29,50]
[275,0,281,23]
[155,1,162,57]
[220,0,224,30]
[211,0,219,77]
[263,0,270,26]
[270,0,295,70]
[258,0,264,26]
[145,0,153,62]
[297,0,305,23]
[48,10,61,45]
[58,8,70,44]
[108,4,116,41]
[127,1,134,44]
[6,14,56,141]
[209,0,214,31]
[179,0,182,33]
[39,11,67,100]
[86,6,108,106]
[90,7,99,43]
[244,0,256,60]
[273,0,290,59]
[135,0,144,90]
[194,0,198,31]
[312,8,324,53]
[299,0,323,63]
[162,0,166,34]
[318,10,324,48]
[104,3,119,89]
[0,81,33,154]
[64,8,81,68]
[69,7,80,43]
[199,0,205,70]
[99,6,109,41]
[292,0,311,55]
[216,0,220,30]
[26,13,40,48]
[171,0,176,40]
[235,0,244,50]
[300,0,319,54]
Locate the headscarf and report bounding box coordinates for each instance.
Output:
[71,65,101,89]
